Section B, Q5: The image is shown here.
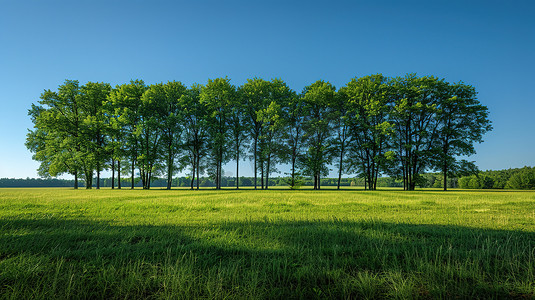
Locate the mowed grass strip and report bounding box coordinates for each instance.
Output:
[0,188,534,299]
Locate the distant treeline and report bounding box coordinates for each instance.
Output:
[0,178,82,188]
[457,166,535,190]
[0,177,405,188]
[414,166,535,190]
[27,75,491,191]
[4,169,533,189]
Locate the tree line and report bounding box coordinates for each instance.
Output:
[26,74,492,191]
[457,166,535,190]
[0,176,358,188]
[6,168,534,189]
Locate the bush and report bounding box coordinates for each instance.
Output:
[468,177,480,189]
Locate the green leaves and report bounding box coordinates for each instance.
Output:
[26,74,492,191]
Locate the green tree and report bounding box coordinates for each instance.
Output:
[79,81,112,189]
[282,95,306,189]
[256,79,295,189]
[180,84,209,190]
[200,77,235,189]
[433,82,492,191]
[332,87,352,189]
[239,78,272,189]
[228,87,249,189]
[107,80,147,189]
[103,88,124,189]
[390,74,442,190]
[301,80,336,190]
[137,82,182,189]
[340,74,393,190]
[143,81,187,189]
[26,80,85,188]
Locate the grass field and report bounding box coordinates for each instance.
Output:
[1,187,534,299]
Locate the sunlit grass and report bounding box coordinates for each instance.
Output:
[1,188,534,298]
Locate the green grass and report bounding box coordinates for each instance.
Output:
[1,188,534,299]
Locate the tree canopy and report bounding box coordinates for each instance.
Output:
[27,74,492,190]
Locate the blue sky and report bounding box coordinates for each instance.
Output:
[1,0,534,179]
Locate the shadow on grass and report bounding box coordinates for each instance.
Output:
[1,218,534,298]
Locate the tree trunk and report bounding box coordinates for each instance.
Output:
[85,169,93,189]
[443,163,448,191]
[191,155,196,190]
[148,169,152,189]
[145,134,149,190]
[85,169,91,189]
[144,169,148,189]
[265,155,270,190]
[215,161,220,190]
[196,155,200,190]
[291,154,297,189]
[403,157,409,191]
[111,159,115,189]
[337,148,343,190]
[236,148,239,190]
[260,160,264,190]
[402,164,407,191]
[74,172,78,189]
[167,154,173,190]
[409,158,417,191]
[145,169,148,189]
[443,143,449,191]
[370,163,376,191]
[408,169,416,190]
[131,158,135,189]
[118,161,122,189]
[254,138,257,190]
[96,164,100,190]
[374,166,379,191]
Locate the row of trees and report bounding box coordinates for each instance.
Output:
[26,74,491,191]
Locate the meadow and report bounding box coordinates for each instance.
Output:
[0,187,534,299]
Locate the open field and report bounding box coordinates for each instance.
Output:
[1,188,534,299]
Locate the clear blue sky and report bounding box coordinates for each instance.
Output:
[1,0,534,179]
